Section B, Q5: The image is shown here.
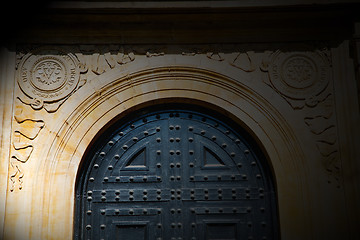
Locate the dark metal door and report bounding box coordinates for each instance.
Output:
[75,107,278,240]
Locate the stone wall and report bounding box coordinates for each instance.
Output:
[1,2,360,240]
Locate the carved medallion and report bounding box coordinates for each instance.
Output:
[269,52,329,100]
[17,48,80,108]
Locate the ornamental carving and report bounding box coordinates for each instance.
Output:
[17,48,82,112]
[262,50,341,188]
[268,51,330,101]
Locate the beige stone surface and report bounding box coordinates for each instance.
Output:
[0,42,359,239]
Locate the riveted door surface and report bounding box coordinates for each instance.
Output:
[75,107,278,240]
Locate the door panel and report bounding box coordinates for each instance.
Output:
[76,108,278,239]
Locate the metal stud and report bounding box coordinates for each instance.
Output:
[188,137,194,142]
[200,130,206,135]
[108,165,113,170]
[132,137,138,142]
[100,224,106,229]
[175,125,181,130]
[100,152,105,157]
[89,177,94,182]
[156,138,161,142]
[93,164,99,169]
[86,225,91,230]
[103,177,108,182]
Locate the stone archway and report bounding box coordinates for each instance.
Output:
[29,65,311,239]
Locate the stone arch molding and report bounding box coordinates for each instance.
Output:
[29,61,313,240]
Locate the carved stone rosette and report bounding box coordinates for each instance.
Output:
[17,48,81,112]
[268,51,330,103]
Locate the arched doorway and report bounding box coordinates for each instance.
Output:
[75,104,278,239]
